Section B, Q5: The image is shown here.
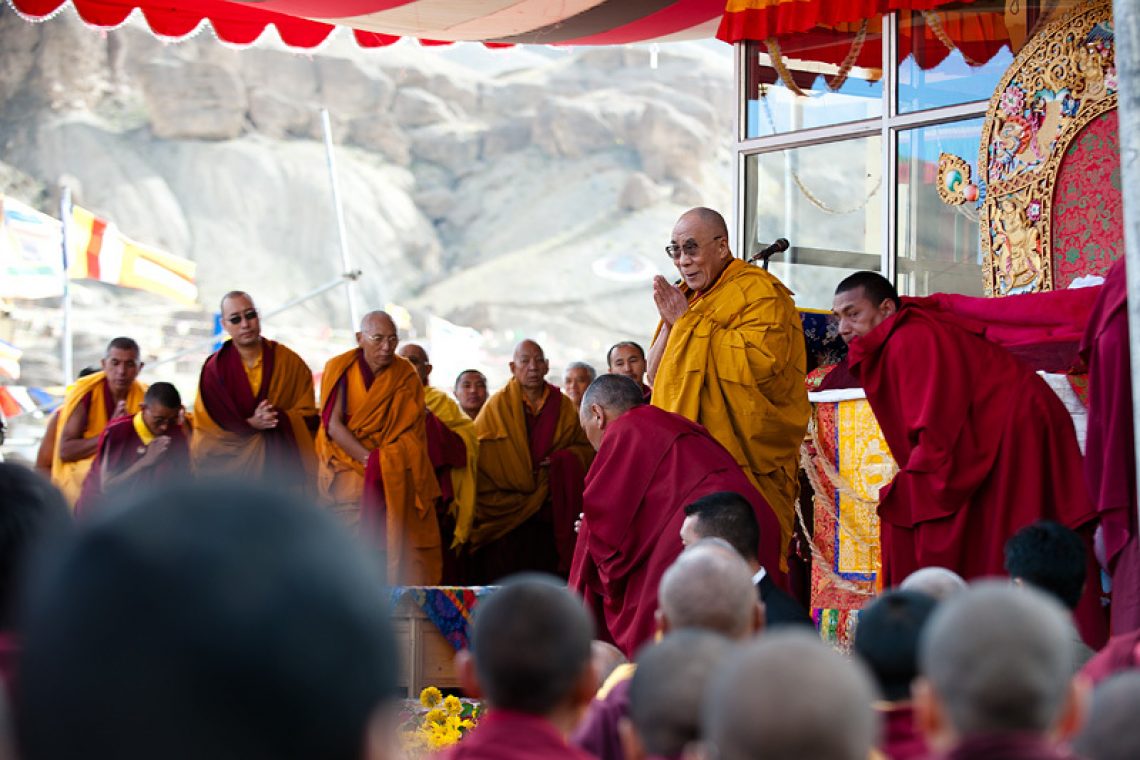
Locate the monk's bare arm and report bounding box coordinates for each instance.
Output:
[35,412,60,475]
[326,387,372,464]
[647,325,670,385]
[58,402,100,462]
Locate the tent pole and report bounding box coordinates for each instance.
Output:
[320,108,362,332]
[59,186,74,385]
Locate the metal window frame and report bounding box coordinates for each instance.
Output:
[733,12,991,288]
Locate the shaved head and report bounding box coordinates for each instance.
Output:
[705,631,879,760]
[919,581,1074,737]
[1075,672,1140,760]
[899,567,967,601]
[580,374,644,416]
[591,641,627,688]
[397,343,431,386]
[657,540,758,639]
[510,340,549,393]
[359,310,395,334]
[678,207,729,238]
[629,630,735,758]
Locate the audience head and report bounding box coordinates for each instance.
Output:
[0,465,69,629]
[16,481,400,760]
[606,342,647,385]
[590,641,627,690]
[220,291,260,349]
[656,539,762,640]
[397,344,432,387]
[853,589,939,702]
[578,374,645,450]
[681,491,760,567]
[832,272,900,344]
[510,340,549,393]
[102,337,142,393]
[670,208,732,293]
[454,369,488,419]
[1074,672,1140,760]
[141,382,182,438]
[563,362,596,409]
[899,566,968,601]
[704,631,879,760]
[623,630,735,760]
[1004,520,1087,611]
[462,573,595,717]
[356,311,399,374]
[915,581,1083,750]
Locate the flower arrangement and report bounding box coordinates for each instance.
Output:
[399,686,482,756]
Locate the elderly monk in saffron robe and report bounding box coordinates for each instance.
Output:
[398,342,478,584]
[833,272,1098,618]
[191,292,318,490]
[570,375,784,657]
[52,337,148,505]
[648,208,809,563]
[76,382,190,514]
[315,311,442,585]
[469,339,593,582]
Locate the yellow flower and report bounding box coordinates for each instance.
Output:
[425,709,446,725]
[443,695,463,716]
[419,686,443,709]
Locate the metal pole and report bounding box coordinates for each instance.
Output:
[320,108,362,331]
[1114,0,1140,523]
[59,186,74,384]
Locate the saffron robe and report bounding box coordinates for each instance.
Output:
[471,378,593,575]
[848,305,1096,591]
[76,413,191,514]
[1080,260,1139,634]
[424,385,479,547]
[569,405,784,656]
[315,350,441,585]
[191,339,317,489]
[652,258,810,562]
[51,371,147,506]
[440,710,595,760]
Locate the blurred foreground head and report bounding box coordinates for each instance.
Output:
[16,482,399,760]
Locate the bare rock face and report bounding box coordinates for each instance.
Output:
[482,118,532,159]
[350,116,412,166]
[532,97,619,159]
[139,61,247,140]
[635,102,713,183]
[0,10,39,108]
[410,122,485,175]
[248,89,312,138]
[619,172,664,211]
[394,87,455,128]
[671,177,705,206]
[315,57,394,119]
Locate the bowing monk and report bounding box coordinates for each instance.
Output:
[315,311,441,585]
[569,374,783,656]
[398,343,478,584]
[833,272,1098,623]
[77,382,190,514]
[52,337,148,505]
[606,341,651,402]
[191,292,317,490]
[470,339,593,582]
[648,208,809,564]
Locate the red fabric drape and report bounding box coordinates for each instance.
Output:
[718,0,984,44]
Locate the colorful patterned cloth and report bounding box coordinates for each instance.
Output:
[391,586,496,651]
[800,309,847,372]
[802,397,896,649]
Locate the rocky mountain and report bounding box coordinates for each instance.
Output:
[0,7,733,394]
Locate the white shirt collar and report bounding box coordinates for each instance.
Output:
[751,566,767,585]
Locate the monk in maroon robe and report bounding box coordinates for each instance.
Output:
[77,382,190,514]
[832,273,1097,629]
[570,374,784,657]
[1080,259,1138,635]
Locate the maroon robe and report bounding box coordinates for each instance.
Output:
[569,404,784,657]
[848,306,1098,636]
[1080,627,1140,687]
[76,416,191,514]
[572,674,631,760]
[1080,260,1138,634]
[937,734,1083,760]
[439,710,594,760]
[424,410,467,584]
[876,703,928,760]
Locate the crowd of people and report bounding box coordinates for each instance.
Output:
[0,206,1135,759]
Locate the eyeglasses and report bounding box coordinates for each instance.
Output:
[665,235,723,261]
[363,334,399,346]
[226,310,259,325]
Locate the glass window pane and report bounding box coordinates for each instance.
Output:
[744,37,882,139]
[744,137,883,310]
[896,6,1014,113]
[897,119,985,297]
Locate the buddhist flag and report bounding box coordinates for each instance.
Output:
[68,205,198,305]
[0,339,22,381]
[0,195,64,300]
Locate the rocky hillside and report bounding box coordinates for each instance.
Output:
[0,7,733,392]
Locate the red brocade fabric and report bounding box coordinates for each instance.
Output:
[569,405,783,656]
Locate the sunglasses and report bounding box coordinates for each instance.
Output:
[226,310,259,325]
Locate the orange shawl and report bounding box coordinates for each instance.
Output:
[191,340,317,488]
[316,349,441,585]
[51,371,147,506]
[472,378,593,548]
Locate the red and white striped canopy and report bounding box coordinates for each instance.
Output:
[7,0,726,48]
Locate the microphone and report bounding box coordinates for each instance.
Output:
[748,238,790,270]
